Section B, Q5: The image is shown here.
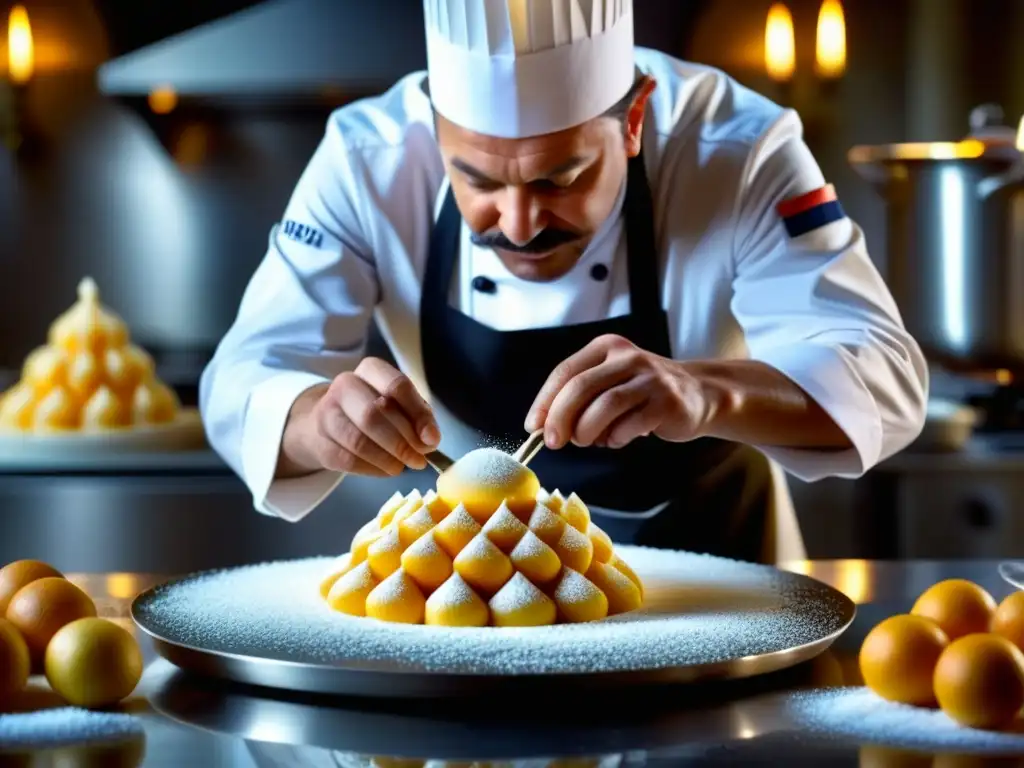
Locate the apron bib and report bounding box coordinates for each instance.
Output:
[419,151,774,563]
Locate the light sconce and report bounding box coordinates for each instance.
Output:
[815,0,846,79]
[764,1,846,85]
[765,3,796,83]
[1,4,35,152]
[763,0,845,140]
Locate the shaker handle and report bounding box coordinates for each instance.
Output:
[976,114,1024,199]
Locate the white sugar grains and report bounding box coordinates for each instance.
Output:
[0,708,143,749]
[783,687,1024,753]
[447,448,523,488]
[132,546,849,676]
[429,573,476,610]
[489,572,542,615]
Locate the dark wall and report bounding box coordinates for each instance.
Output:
[2,0,1021,377]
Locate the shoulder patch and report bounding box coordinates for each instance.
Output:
[776,184,845,238]
[282,219,325,248]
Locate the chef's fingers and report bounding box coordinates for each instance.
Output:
[332,373,426,474]
[319,444,392,477]
[355,357,441,450]
[603,404,662,450]
[572,380,650,447]
[542,355,637,449]
[525,334,632,434]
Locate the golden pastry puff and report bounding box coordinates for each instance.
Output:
[48,278,129,356]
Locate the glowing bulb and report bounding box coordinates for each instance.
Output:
[815,0,846,79]
[7,5,34,85]
[148,86,179,115]
[765,4,796,83]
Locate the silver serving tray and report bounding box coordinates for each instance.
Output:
[132,549,856,699]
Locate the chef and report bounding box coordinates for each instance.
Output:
[200,0,928,564]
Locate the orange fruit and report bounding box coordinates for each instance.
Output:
[0,560,63,615]
[859,614,949,706]
[45,617,143,708]
[911,579,997,641]
[0,617,30,704]
[991,590,1024,653]
[5,577,96,671]
[933,633,1024,730]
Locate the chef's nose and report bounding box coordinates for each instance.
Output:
[498,186,544,247]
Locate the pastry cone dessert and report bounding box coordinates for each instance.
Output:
[0,278,182,434]
[320,448,644,627]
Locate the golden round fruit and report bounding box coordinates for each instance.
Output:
[0,559,64,615]
[0,617,30,704]
[859,614,949,706]
[45,617,143,708]
[990,590,1024,653]
[5,577,96,671]
[933,632,1024,730]
[911,579,997,641]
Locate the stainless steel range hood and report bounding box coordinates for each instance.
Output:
[97,0,428,102]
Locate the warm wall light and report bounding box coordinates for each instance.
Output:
[7,5,34,85]
[815,0,846,79]
[765,3,795,83]
[148,85,178,115]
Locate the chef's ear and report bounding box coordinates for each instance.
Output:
[624,76,657,158]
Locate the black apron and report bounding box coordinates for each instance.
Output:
[419,151,775,563]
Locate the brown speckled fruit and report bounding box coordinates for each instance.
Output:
[0,559,63,614]
[5,577,96,671]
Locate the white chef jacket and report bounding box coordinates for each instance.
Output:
[199,48,929,541]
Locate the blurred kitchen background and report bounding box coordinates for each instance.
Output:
[1,0,1022,576]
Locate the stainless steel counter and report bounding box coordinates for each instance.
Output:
[2,559,1022,767]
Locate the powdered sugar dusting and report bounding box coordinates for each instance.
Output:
[446,447,524,488]
[454,532,504,565]
[483,503,527,537]
[555,568,600,605]
[368,569,414,604]
[558,525,590,552]
[134,546,851,675]
[0,708,143,748]
[489,572,544,615]
[428,573,478,611]
[783,687,1024,753]
[511,530,551,560]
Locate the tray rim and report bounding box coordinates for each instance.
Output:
[131,549,857,698]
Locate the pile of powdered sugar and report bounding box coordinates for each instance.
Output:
[782,687,1024,753]
[133,546,850,676]
[445,448,525,488]
[0,708,143,749]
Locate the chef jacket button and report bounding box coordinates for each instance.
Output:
[472,276,497,294]
[590,263,609,282]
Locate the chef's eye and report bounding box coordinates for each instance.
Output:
[466,177,501,192]
[531,177,575,193]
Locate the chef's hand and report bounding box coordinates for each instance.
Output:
[524,335,712,450]
[279,358,441,478]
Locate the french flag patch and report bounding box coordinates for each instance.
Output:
[777,184,846,238]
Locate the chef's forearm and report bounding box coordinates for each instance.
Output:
[685,360,852,449]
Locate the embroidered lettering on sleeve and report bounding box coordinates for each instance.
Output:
[776,184,846,238]
[282,219,325,248]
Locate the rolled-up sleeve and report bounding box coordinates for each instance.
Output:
[199,116,379,521]
[730,110,928,481]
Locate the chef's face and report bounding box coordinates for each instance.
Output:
[436,77,656,282]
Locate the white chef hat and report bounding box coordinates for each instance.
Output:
[424,0,636,139]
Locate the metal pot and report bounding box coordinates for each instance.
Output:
[849,108,1024,374]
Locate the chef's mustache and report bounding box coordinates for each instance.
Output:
[470,228,580,255]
